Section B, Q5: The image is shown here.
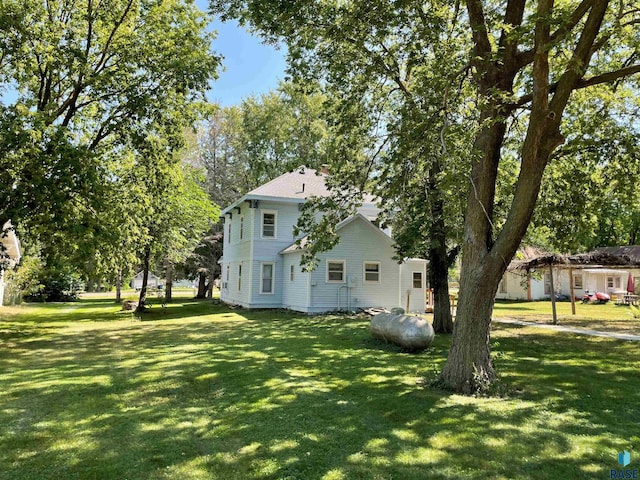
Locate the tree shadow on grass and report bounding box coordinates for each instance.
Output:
[0,304,637,479]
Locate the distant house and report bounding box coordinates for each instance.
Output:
[1,221,22,306]
[219,167,427,313]
[130,272,162,290]
[496,246,640,301]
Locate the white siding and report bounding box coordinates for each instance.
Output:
[495,272,530,300]
[399,261,428,313]
[220,201,255,306]
[306,219,402,312]
[282,252,311,312]
[247,201,302,307]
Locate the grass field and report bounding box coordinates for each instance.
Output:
[1,297,639,479]
[493,300,640,334]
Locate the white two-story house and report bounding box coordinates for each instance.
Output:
[219,167,427,313]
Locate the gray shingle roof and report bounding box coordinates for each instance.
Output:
[222,167,377,214]
[247,167,330,199]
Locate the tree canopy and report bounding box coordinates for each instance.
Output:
[0,0,220,232]
[211,0,640,393]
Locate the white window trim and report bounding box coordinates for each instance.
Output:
[260,262,275,295]
[363,261,381,284]
[412,271,423,289]
[326,259,346,283]
[260,210,278,239]
[573,274,583,289]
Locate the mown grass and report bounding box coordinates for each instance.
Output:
[1,298,638,479]
[493,300,640,334]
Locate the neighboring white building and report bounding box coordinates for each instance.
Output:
[130,272,162,290]
[1,221,22,306]
[219,167,427,313]
[496,246,640,301]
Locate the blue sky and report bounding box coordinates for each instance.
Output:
[0,2,288,108]
[207,19,288,107]
[196,0,288,107]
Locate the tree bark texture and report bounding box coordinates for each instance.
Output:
[206,272,215,299]
[440,0,613,393]
[165,261,173,303]
[115,268,122,303]
[428,164,453,333]
[440,267,497,393]
[136,247,151,313]
[196,271,207,298]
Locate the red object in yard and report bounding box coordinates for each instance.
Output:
[595,291,610,302]
[627,274,635,294]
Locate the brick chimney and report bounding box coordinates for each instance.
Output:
[321,164,330,175]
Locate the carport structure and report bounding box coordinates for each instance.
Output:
[512,250,640,324]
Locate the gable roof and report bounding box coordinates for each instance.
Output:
[280,213,393,255]
[221,167,377,215]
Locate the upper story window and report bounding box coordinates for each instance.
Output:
[261,211,277,238]
[227,222,231,243]
[364,262,380,283]
[290,264,294,282]
[327,260,345,283]
[240,216,244,240]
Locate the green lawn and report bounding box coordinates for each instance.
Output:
[1,298,638,479]
[493,300,640,334]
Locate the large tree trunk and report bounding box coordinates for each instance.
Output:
[440,260,501,393]
[196,271,207,298]
[165,260,173,303]
[115,268,122,303]
[428,158,454,333]
[135,247,151,313]
[206,271,215,299]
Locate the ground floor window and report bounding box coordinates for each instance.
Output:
[238,264,242,291]
[498,276,507,293]
[364,262,380,283]
[607,276,621,289]
[544,273,551,295]
[327,260,345,283]
[573,274,583,289]
[261,263,274,294]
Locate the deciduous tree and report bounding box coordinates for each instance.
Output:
[211,0,640,393]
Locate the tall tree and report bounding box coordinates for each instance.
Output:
[129,128,219,311]
[211,0,640,393]
[0,0,220,233]
[531,88,640,252]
